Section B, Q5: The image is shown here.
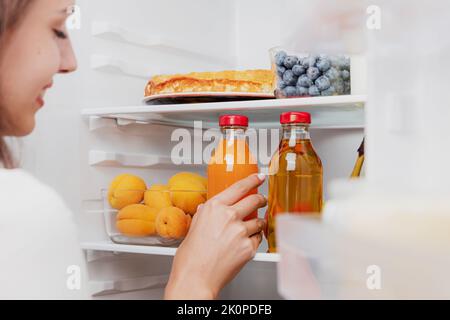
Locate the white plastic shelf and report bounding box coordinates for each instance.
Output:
[89,274,169,296]
[89,150,197,168]
[91,21,235,67]
[90,54,156,79]
[81,95,366,129]
[81,241,280,263]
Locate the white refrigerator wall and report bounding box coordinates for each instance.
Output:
[20,0,363,299]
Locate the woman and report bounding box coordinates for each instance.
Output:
[0,0,267,299]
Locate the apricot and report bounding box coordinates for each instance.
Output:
[144,184,172,210]
[170,180,206,215]
[116,204,158,237]
[168,172,207,189]
[156,207,190,239]
[168,172,207,215]
[108,174,147,209]
[186,214,192,232]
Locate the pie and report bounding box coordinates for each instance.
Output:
[145,69,275,97]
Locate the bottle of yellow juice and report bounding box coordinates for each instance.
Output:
[265,112,323,252]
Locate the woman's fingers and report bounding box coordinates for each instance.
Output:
[250,231,263,252]
[232,194,267,220]
[211,174,266,206]
[244,218,266,237]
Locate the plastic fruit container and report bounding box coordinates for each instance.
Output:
[102,189,206,247]
[270,47,351,99]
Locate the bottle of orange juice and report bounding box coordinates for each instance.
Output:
[207,115,259,221]
[266,112,323,252]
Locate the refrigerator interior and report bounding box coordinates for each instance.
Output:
[20,0,365,299]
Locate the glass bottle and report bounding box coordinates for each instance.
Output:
[207,115,259,221]
[266,112,323,252]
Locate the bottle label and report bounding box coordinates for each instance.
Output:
[286,153,296,171]
[225,154,234,172]
[288,131,297,148]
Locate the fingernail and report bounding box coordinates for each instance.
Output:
[257,173,266,181]
[260,194,268,206]
[259,220,265,229]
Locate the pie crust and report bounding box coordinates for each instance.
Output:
[145,69,275,97]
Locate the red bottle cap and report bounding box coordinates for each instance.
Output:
[219,115,249,127]
[280,112,311,125]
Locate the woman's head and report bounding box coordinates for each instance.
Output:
[0,0,77,167]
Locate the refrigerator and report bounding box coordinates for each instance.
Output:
[20,0,373,299]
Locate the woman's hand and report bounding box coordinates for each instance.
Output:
[165,173,267,300]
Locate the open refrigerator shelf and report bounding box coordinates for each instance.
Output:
[81,241,280,263]
[81,95,366,129]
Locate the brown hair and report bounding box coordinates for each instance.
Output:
[0,0,35,168]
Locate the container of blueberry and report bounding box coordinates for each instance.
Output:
[270,48,351,98]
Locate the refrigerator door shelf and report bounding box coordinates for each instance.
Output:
[277,215,450,299]
[82,95,366,129]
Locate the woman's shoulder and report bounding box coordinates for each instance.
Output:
[0,168,70,219]
[0,169,88,299]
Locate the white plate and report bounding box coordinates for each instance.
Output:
[143,91,275,104]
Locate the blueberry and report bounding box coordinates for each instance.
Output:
[303,58,312,68]
[308,85,320,96]
[333,78,345,94]
[321,86,336,96]
[277,65,287,77]
[316,57,331,72]
[283,86,298,97]
[297,75,313,88]
[298,57,306,67]
[307,67,320,81]
[278,80,287,89]
[283,56,299,69]
[335,56,350,69]
[330,56,339,68]
[344,81,351,94]
[325,67,340,81]
[301,55,318,68]
[296,86,309,96]
[275,51,287,66]
[282,70,297,85]
[341,70,350,81]
[315,76,331,91]
[292,64,306,76]
[342,57,351,70]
